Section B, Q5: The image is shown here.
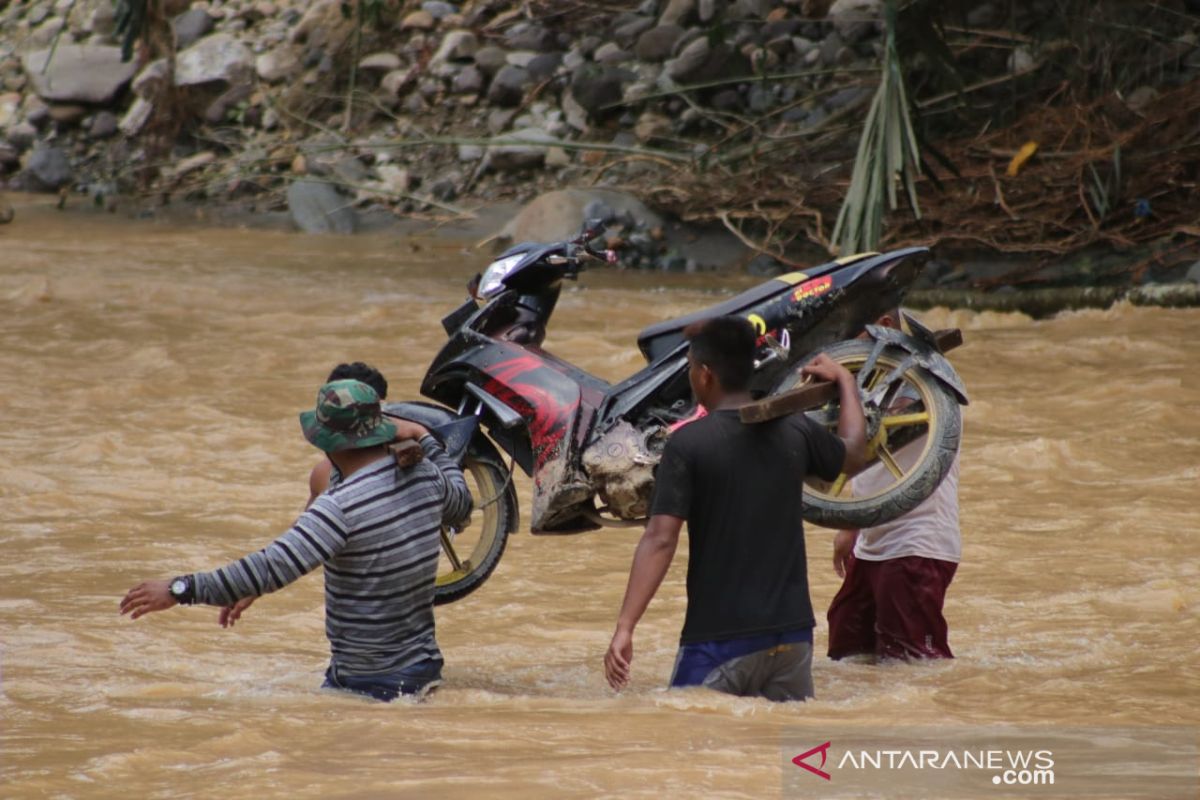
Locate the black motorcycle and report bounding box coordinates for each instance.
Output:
[387,222,968,604]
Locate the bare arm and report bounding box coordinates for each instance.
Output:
[307,458,333,509]
[604,514,684,691]
[802,354,867,475]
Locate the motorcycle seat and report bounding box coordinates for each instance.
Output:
[636,279,791,362]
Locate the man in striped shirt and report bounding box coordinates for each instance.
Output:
[120,378,472,702]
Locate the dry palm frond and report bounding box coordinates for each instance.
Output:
[832,0,923,255]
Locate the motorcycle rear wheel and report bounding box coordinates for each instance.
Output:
[776,339,961,530]
[434,453,514,605]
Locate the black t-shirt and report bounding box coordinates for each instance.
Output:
[651,409,846,644]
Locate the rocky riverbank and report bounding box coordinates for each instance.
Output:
[2,0,1199,304]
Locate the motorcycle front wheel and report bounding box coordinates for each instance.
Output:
[776,338,961,530]
[434,452,515,605]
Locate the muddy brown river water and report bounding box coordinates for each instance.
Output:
[1,202,1197,798]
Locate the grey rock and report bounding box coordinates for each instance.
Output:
[358,52,401,72]
[203,82,252,125]
[6,121,38,148]
[287,179,356,234]
[473,45,508,75]
[24,96,50,127]
[176,33,253,86]
[119,98,153,135]
[505,51,539,69]
[431,30,479,66]
[451,65,484,94]
[561,89,590,132]
[486,127,556,172]
[562,48,587,71]
[734,0,770,17]
[256,46,302,83]
[422,1,458,19]
[666,39,748,84]
[0,142,20,170]
[614,16,655,48]
[828,0,881,42]
[23,146,72,191]
[820,33,854,66]
[1185,261,1200,284]
[173,8,214,49]
[698,0,721,22]
[570,65,632,116]
[595,43,633,64]
[487,64,533,106]
[1125,86,1158,113]
[747,83,773,113]
[504,23,555,53]
[487,107,517,134]
[21,45,138,104]
[457,143,485,161]
[659,0,696,26]
[1008,46,1034,73]
[526,52,562,81]
[501,188,664,243]
[635,24,684,62]
[88,110,118,138]
[665,36,710,82]
[430,175,459,202]
[132,59,170,99]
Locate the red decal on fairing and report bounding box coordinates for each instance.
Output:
[482,355,580,470]
[792,275,832,302]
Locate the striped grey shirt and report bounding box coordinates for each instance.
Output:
[192,435,471,676]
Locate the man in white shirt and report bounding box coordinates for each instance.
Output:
[827,310,961,660]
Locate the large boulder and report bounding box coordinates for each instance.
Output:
[21,45,138,104]
[287,179,356,234]
[499,188,663,244]
[21,146,73,191]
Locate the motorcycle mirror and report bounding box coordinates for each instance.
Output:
[577,217,606,242]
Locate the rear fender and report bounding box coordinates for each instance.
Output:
[862,326,969,405]
[384,400,521,533]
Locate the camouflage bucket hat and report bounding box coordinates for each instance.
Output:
[299,379,397,453]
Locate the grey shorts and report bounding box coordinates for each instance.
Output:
[672,640,814,702]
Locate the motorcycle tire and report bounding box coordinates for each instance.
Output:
[434,451,515,605]
[776,338,961,530]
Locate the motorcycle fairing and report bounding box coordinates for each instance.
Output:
[635,248,928,364]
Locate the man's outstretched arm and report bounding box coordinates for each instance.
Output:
[604,514,684,691]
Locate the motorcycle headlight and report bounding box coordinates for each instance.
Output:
[478,254,525,298]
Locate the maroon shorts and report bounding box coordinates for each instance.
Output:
[826,553,957,660]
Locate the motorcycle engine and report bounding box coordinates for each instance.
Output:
[581,421,665,520]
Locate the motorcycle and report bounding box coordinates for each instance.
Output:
[387,221,968,605]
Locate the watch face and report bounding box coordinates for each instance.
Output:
[170,579,187,595]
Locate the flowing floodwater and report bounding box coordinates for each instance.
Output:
[1,201,1197,798]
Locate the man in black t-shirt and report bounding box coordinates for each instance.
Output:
[603,316,865,701]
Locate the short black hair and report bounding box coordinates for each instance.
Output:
[685,316,756,391]
[327,362,388,399]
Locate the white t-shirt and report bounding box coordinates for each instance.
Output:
[850,436,961,563]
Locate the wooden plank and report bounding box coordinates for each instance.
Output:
[739,381,837,423]
[739,328,962,424]
[933,328,963,353]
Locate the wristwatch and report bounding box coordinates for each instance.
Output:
[168,575,195,605]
